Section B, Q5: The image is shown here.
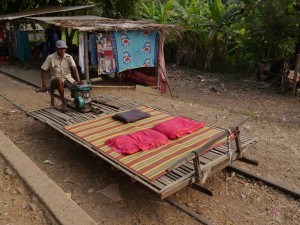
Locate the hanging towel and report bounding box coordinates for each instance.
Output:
[111,30,158,72]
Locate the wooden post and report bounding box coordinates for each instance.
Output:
[191,151,201,184]
[156,31,161,88]
[292,54,300,96]
[83,32,89,81]
[235,127,242,155]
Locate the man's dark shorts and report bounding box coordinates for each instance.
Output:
[50,78,73,94]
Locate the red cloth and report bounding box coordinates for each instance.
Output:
[105,129,169,155]
[158,31,167,93]
[152,117,206,140]
[133,71,157,86]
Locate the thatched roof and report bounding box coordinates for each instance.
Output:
[26,16,177,32]
[0,5,95,21]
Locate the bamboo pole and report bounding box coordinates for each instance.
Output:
[292,54,300,95]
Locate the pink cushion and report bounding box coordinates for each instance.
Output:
[105,129,169,155]
[152,117,206,140]
[105,135,139,155]
[132,129,169,151]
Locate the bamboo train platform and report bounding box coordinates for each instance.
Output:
[28,94,257,199]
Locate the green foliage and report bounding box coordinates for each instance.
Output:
[0,0,62,13]
[137,0,299,72]
[96,0,141,19]
[138,0,174,23]
[243,0,299,60]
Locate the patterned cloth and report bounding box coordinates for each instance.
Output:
[96,33,117,74]
[111,30,159,72]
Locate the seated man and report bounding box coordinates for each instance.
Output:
[40,40,81,111]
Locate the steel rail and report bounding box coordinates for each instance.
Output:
[229,165,300,198]
[165,198,215,225]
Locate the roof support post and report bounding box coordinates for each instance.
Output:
[83,32,89,81]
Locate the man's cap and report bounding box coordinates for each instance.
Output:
[55,40,68,49]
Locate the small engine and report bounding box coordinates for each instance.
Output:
[70,81,93,112]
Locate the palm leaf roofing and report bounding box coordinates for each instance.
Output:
[26,16,177,32]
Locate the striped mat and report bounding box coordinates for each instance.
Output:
[64,106,227,181]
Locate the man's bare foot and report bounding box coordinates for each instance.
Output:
[61,102,68,112]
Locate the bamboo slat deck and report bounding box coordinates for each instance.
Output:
[28,95,256,199]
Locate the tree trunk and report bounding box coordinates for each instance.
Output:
[281,60,289,94]
[292,54,300,96]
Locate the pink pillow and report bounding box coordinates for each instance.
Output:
[105,129,169,155]
[131,129,169,151]
[152,117,205,140]
[105,135,139,155]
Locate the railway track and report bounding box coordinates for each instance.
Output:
[1,72,299,225]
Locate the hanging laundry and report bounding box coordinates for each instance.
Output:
[72,31,79,46]
[111,30,158,72]
[16,31,33,62]
[61,31,66,42]
[52,32,59,50]
[0,27,4,42]
[45,27,61,54]
[89,33,97,66]
[78,34,85,74]
[8,31,18,59]
[61,29,79,46]
[96,33,116,74]
[41,42,48,62]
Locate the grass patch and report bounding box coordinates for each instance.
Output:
[229,109,259,121]
[242,111,258,120]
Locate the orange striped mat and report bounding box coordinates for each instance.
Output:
[64,106,227,181]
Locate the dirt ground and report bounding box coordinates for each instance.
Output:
[0,65,299,225]
[0,155,50,225]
